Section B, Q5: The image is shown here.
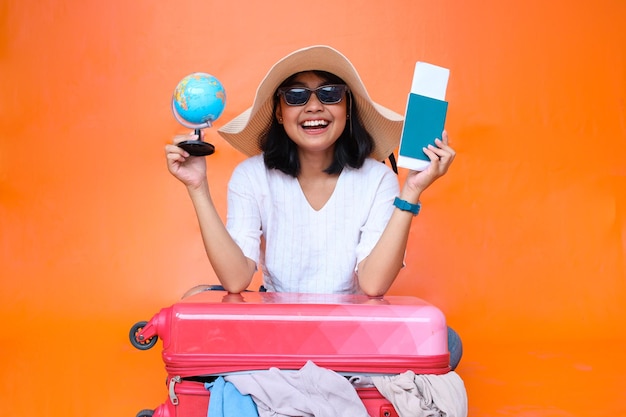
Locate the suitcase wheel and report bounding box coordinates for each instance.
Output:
[135,409,154,417]
[129,321,158,350]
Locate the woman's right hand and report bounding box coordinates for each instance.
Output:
[165,132,208,189]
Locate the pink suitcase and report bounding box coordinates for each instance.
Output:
[130,290,450,416]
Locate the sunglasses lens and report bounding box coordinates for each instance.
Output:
[283,88,310,106]
[279,85,347,106]
[317,85,345,104]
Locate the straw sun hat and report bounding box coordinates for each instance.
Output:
[217,45,404,162]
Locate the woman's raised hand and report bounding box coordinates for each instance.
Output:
[403,131,456,199]
[165,132,208,190]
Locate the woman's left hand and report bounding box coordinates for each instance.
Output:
[402,131,456,199]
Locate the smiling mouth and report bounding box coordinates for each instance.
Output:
[301,120,329,129]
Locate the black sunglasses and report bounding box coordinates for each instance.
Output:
[276,84,349,106]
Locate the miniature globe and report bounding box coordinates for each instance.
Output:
[172,72,226,129]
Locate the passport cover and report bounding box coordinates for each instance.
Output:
[397,93,448,171]
[397,62,450,171]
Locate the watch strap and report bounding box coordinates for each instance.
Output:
[393,197,421,216]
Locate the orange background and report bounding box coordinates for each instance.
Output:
[1,0,625,416]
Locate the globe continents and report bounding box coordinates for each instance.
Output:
[172,72,226,128]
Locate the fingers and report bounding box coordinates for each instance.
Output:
[421,145,441,164]
[172,132,200,145]
[427,132,456,161]
[439,131,456,160]
[430,140,455,164]
[164,133,209,190]
[405,132,456,196]
[167,131,202,160]
[423,142,453,164]
[441,130,449,145]
[420,134,455,177]
[165,143,190,162]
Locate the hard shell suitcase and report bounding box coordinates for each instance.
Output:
[131,291,450,376]
[130,290,450,416]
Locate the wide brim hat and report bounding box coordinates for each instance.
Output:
[217,45,404,161]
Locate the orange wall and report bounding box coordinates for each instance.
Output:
[1,1,625,416]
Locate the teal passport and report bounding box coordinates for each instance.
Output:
[398,93,448,171]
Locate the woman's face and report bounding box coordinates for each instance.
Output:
[275,72,348,158]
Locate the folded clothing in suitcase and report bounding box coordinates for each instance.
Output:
[132,290,450,376]
[143,373,400,417]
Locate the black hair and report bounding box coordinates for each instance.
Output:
[260,70,374,177]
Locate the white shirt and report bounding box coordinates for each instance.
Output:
[226,155,399,294]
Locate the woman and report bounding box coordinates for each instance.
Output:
[165,45,461,368]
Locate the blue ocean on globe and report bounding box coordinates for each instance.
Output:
[172,73,226,127]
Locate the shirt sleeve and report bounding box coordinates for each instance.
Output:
[225,158,263,266]
[354,164,400,267]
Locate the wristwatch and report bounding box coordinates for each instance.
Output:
[393,197,421,216]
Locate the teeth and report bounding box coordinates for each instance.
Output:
[302,120,328,127]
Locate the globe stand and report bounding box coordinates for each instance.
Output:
[171,101,216,157]
[178,133,215,156]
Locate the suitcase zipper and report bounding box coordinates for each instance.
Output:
[168,375,220,406]
[168,375,181,405]
[165,354,450,377]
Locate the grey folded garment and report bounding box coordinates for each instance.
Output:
[348,374,375,388]
[372,370,468,417]
[225,361,369,417]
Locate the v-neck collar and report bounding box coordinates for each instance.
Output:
[295,170,344,212]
